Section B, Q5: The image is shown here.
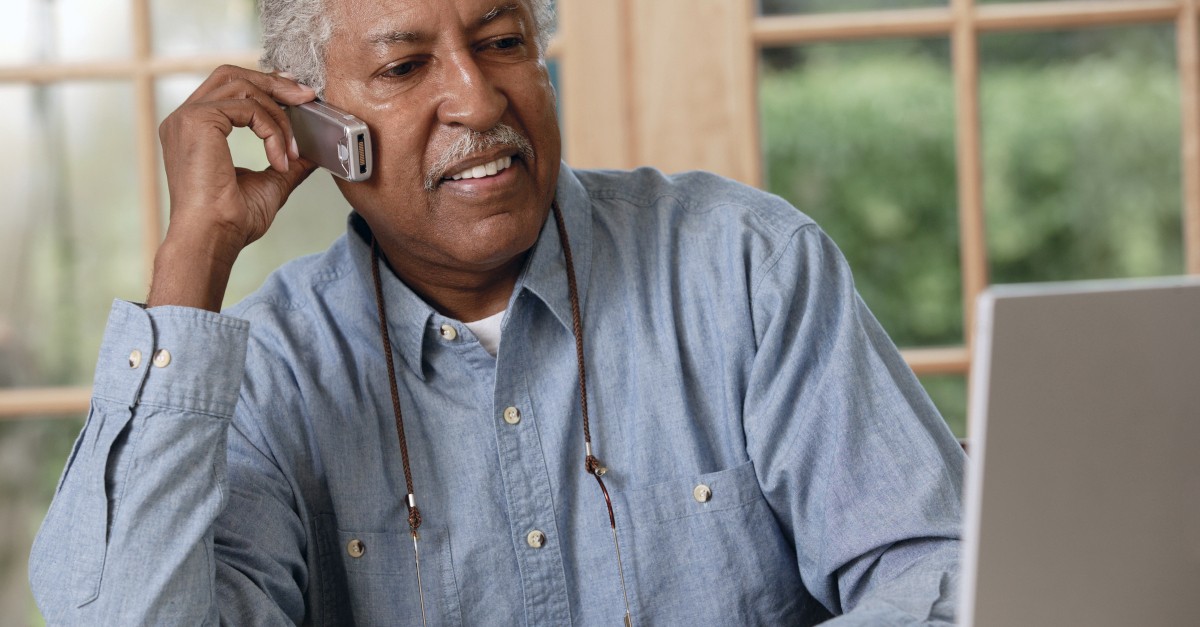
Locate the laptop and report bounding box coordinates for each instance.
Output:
[958,276,1200,627]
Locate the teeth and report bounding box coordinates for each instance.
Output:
[449,156,513,181]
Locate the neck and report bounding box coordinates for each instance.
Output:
[375,243,525,322]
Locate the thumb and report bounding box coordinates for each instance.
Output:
[260,156,319,207]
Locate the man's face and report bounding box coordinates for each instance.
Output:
[321,0,561,276]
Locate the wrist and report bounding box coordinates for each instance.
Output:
[146,232,241,311]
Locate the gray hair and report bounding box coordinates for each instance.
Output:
[260,0,556,97]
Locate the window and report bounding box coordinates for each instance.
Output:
[555,0,1200,435]
[0,0,340,619]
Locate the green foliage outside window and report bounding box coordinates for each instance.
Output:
[760,27,1183,434]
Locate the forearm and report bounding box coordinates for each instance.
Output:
[29,301,249,624]
[822,542,960,626]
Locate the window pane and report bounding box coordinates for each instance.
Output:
[920,374,966,438]
[156,76,353,309]
[0,0,133,65]
[151,0,260,57]
[0,83,143,390]
[760,0,945,16]
[0,416,83,626]
[980,25,1184,283]
[760,39,963,349]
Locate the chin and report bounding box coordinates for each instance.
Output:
[452,216,541,270]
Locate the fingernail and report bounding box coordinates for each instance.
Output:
[283,155,290,171]
[277,71,295,79]
[290,137,300,159]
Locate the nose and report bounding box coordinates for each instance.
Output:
[436,53,507,132]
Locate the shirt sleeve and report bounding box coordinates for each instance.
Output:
[742,225,965,625]
[27,300,306,625]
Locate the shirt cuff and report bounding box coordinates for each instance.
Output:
[91,300,251,417]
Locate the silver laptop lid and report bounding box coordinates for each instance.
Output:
[959,277,1200,627]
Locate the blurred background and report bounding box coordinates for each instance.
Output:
[0,0,1194,623]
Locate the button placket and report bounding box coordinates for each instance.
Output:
[489,312,572,623]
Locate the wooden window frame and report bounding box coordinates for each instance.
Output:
[2,0,1198,422]
[555,0,1200,433]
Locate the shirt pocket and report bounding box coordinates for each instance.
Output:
[616,460,809,625]
[314,517,463,627]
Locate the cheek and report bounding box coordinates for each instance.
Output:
[366,119,428,185]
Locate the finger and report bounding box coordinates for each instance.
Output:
[205,98,293,173]
[199,77,299,160]
[270,74,313,159]
[185,64,316,108]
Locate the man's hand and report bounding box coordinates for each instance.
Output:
[149,66,319,311]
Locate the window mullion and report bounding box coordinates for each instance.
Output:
[1178,0,1200,274]
[132,0,161,282]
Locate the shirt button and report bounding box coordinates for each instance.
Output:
[128,349,142,369]
[526,530,546,549]
[503,406,521,425]
[693,484,712,503]
[439,324,458,341]
[346,539,366,558]
[152,349,172,368]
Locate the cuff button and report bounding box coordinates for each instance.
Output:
[152,349,172,368]
[128,349,142,369]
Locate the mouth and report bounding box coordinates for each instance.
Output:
[444,155,515,182]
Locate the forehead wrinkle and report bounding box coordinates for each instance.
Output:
[362,3,522,48]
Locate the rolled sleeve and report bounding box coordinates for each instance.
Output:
[30,300,251,625]
[744,226,965,622]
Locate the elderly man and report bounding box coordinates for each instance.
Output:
[29,0,964,624]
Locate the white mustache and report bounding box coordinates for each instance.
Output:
[425,124,535,190]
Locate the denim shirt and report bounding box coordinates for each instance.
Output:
[30,164,964,626]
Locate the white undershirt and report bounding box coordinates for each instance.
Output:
[463,309,505,357]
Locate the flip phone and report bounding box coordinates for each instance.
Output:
[286,100,373,182]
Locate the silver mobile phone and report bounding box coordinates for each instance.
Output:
[286,100,373,182]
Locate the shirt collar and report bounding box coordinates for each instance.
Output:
[347,214,436,381]
[512,163,593,336]
[344,162,593,380]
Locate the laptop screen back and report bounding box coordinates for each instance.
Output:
[959,277,1200,627]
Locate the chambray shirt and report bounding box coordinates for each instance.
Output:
[30,164,964,625]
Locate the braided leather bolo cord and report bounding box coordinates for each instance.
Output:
[370,239,423,534]
[551,201,634,626]
[370,238,427,627]
[371,200,631,626]
[549,201,602,475]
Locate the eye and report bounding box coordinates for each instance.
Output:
[383,61,420,78]
[488,36,524,52]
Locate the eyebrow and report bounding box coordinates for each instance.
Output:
[366,4,522,46]
[368,29,423,46]
[481,3,521,25]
